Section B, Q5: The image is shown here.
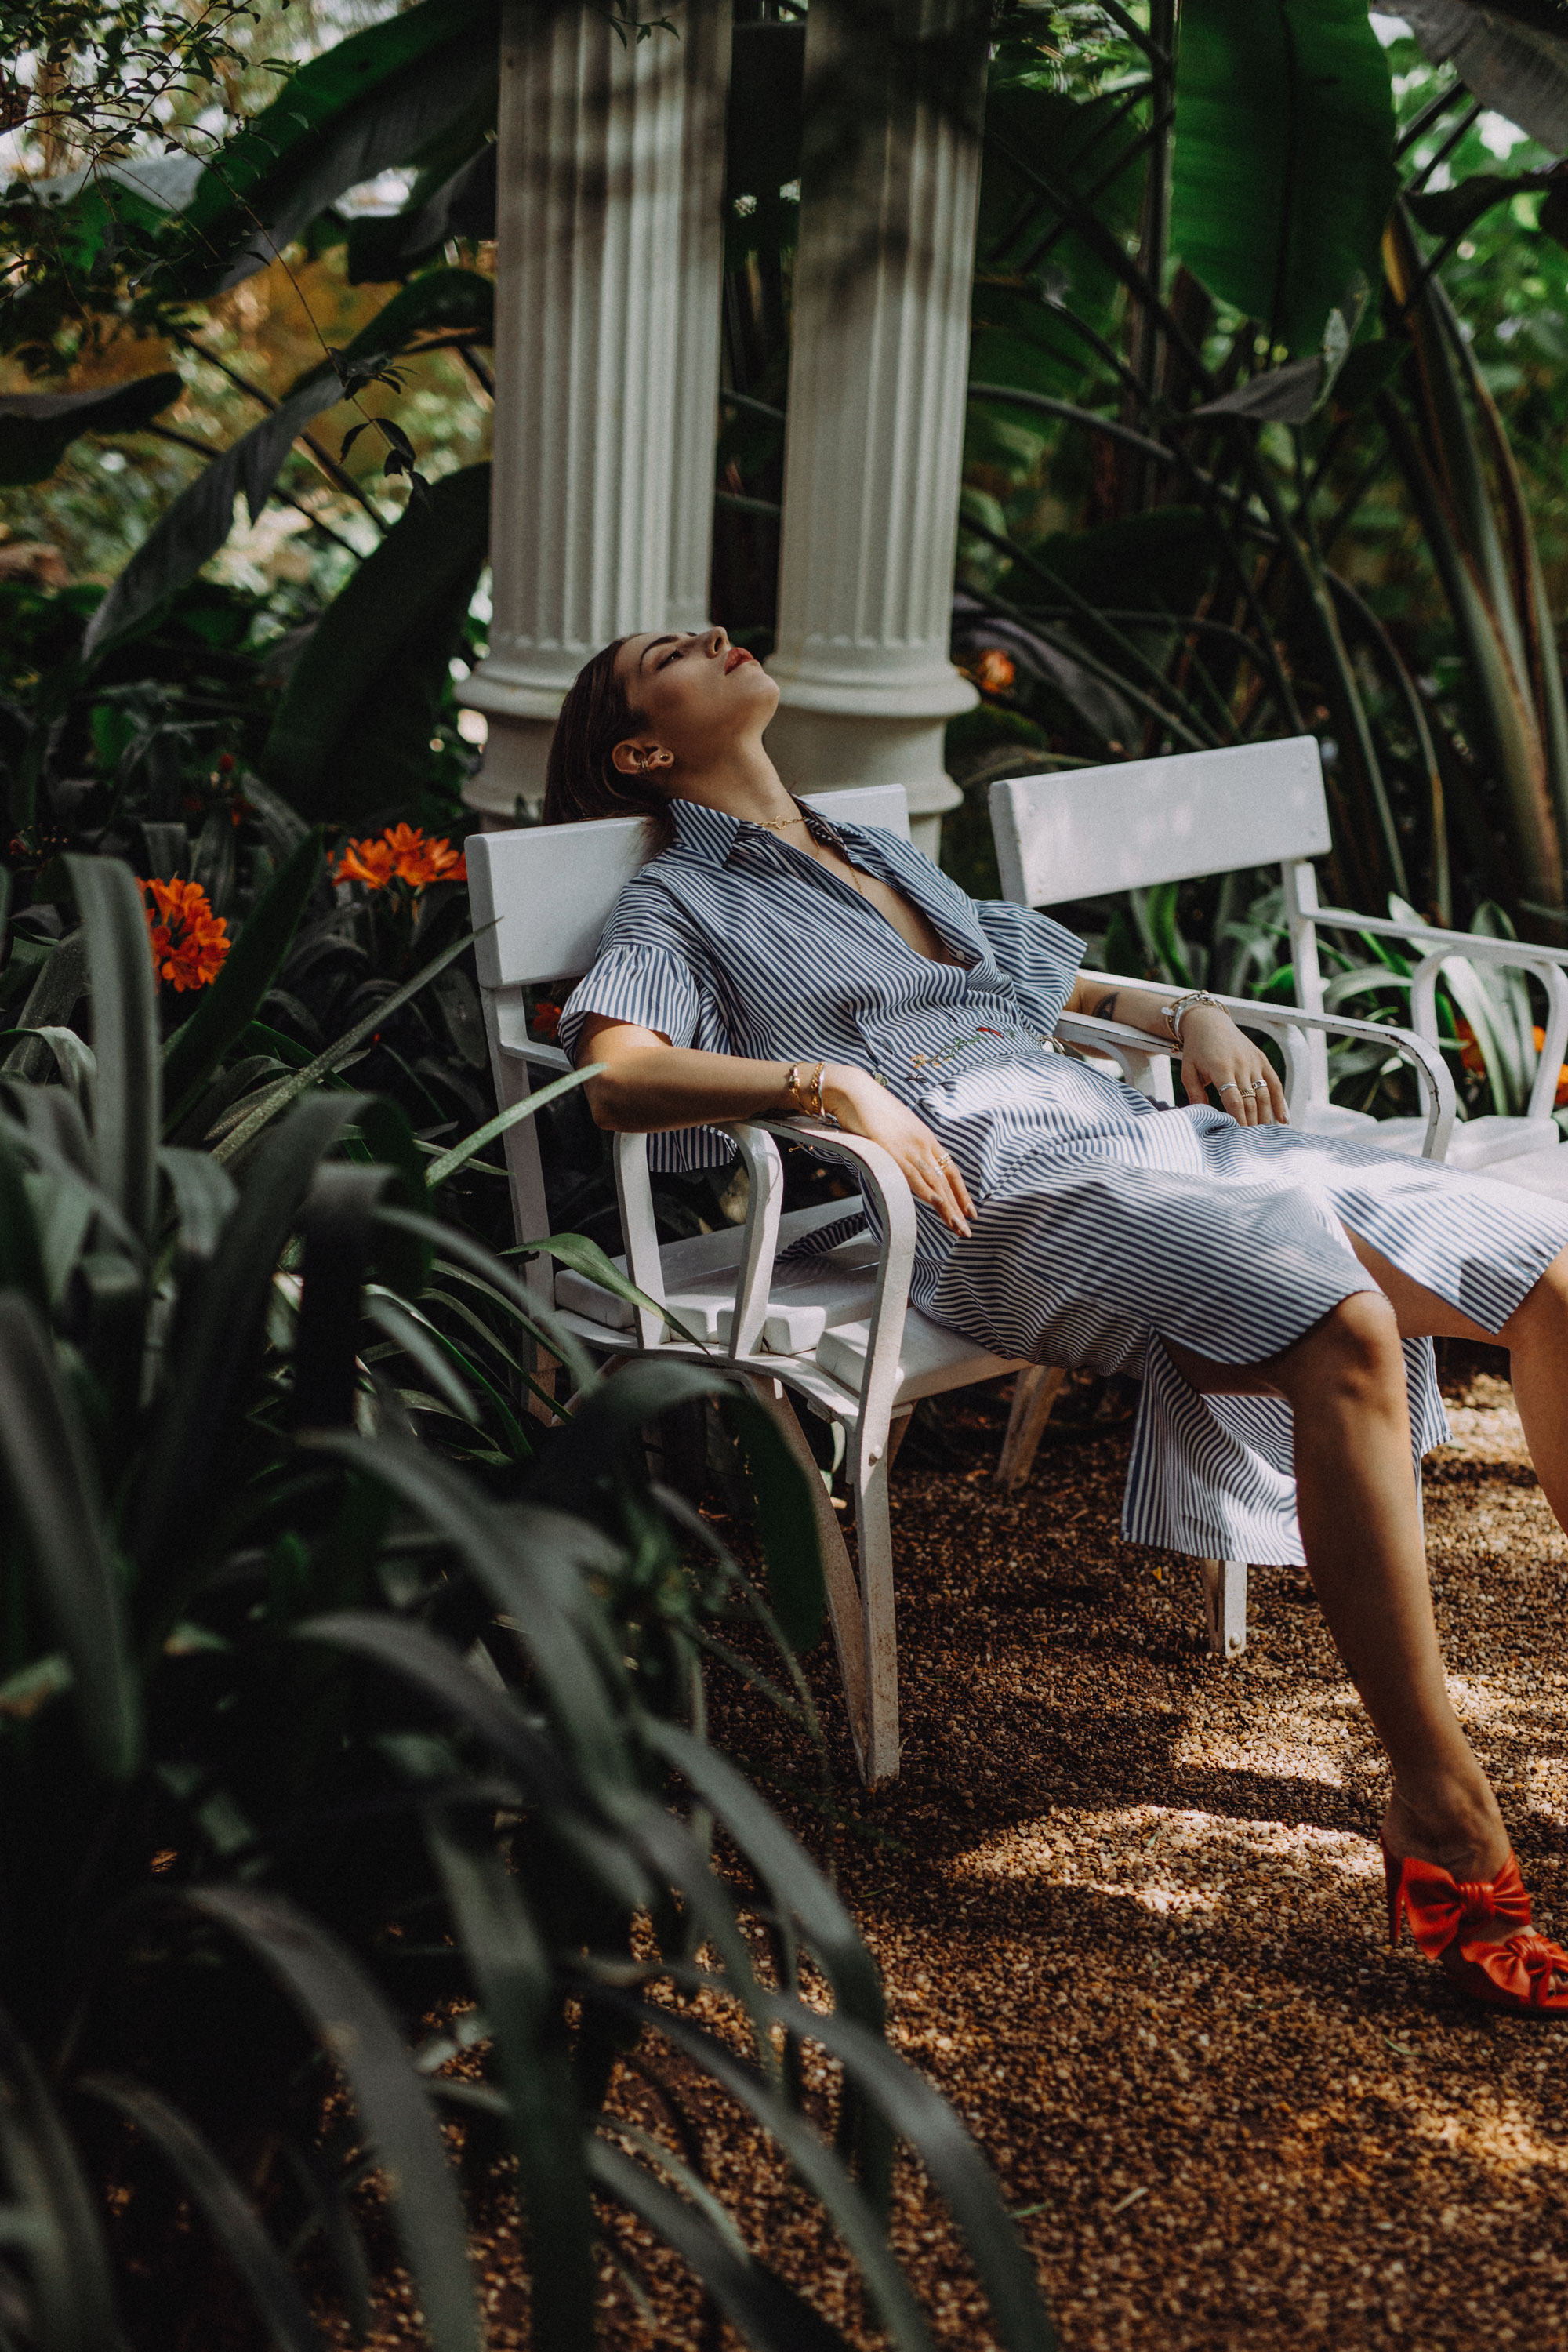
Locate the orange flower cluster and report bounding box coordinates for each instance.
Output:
[965,648,1016,692]
[334,823,467,891]
[1455,1015,1568,1110]
[143,877,230,993]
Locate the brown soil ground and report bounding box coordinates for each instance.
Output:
[352,1352,1568,2352]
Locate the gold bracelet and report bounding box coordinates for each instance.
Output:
[783,1059,826,1118]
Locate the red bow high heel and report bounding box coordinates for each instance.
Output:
[1383,1842,1568,2016]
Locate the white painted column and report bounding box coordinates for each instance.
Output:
[462,2,727,821]
[764,0,987,858]
[667,1,731,634]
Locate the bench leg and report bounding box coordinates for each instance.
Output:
[1200,1557,1247,1659]
[852,1455,901,1785]
[884,1404,915,1470]
[742,1378,872,1775]
[996,1363,1067,1491]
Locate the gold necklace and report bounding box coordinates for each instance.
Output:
[753,804,871,902]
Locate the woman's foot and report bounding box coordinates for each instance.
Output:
[1380,1784,1508,1888]
[1381,1791,1568,2013]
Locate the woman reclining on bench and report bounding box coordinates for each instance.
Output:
[544,622,1568,2020]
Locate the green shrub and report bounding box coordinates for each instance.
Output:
[0,854,1055,2351]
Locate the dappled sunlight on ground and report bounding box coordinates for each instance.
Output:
[336,1353,1568,2350]
[691,1352,1568,2350]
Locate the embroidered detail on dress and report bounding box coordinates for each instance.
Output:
[909,1020,1056,1071]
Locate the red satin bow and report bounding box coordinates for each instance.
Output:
[1394,1850,1534,1960]
[1395,1851,1568,2011]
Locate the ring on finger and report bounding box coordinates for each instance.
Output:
[1250,1080,1269,1094]
[1218,1081,1242,1098]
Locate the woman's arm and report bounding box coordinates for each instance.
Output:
[1064,973,1288,1126]
[575,1014,976,1236]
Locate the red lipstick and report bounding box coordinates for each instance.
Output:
[724,646,756,674]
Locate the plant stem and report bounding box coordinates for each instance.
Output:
[167,327,390,536]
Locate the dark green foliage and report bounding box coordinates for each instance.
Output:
[972,86,1148,405]
[0,372,182,486]
[164,0,503,298]
[0,858,1057,2350]
[346,145,499,284]
[80,379,354,660]
[1169,0,1397,355]
[263,465,492,822]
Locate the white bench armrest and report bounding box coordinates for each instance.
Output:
[602,1114,913,1468]
[1068,985,1457,1160]
[728,1117,916,1478]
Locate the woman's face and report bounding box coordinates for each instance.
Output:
[611,626,778,774]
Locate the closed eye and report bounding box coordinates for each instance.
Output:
[659,644,687,670]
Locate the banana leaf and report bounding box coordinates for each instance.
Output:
[1400,0,1568,151]
[262,464,491,823]
[0,373,182,488]
[1170,0,1396,355]
[165,0,502,296]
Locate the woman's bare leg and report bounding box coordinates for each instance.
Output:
[1167,1292,1508,1884]
[1347,1234,1568,1525]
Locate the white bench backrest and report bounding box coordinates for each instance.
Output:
[466,782,914,989]
[989,737,1330,909]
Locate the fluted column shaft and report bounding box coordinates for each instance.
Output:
[764,0,987,856]
[668,2,731,633]
[462,2,728,820]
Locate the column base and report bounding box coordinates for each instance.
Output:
[762,705,964,860]
[460,711,557,826]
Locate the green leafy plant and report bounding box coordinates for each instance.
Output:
[0,851,1058,2350]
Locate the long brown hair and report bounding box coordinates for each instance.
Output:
[542,638,673,845]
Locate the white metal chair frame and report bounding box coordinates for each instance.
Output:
[468,782,1452,1788]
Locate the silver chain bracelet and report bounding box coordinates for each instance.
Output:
[1158,988,1222,1047]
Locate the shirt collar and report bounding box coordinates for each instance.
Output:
[666,796,850,866]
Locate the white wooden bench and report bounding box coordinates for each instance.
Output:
[990,736,1568,1182]
[467,781,1453,1786]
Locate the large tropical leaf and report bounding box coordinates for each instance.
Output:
[0,1297,141,1781]
[283,269,495,401]
[1401,0,1568,151]
[66,855,160,1250]
[1381,209,1567,902]
[1170,0,1396,354]
[0,372,181,488]
[81,376,350,660]
[165,0,502,295]
[262,463,491,822]
[347,147,499,285]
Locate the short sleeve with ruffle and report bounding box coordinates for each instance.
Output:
[557,942,702,1059]
[971,899,1085,1034]
[557,909,736,1174]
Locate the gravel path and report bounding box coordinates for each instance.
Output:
[688,1356,1568,2350]
[344,1356,1568,2350]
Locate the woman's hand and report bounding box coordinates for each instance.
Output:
[1178,1005,1288,1127]
[821,1065,975,1236]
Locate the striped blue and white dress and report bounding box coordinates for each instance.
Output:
[558,797,1568,1566]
